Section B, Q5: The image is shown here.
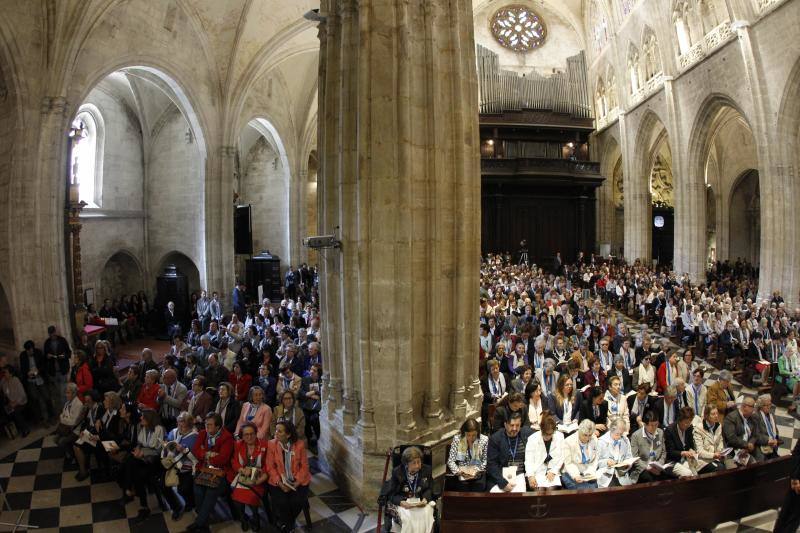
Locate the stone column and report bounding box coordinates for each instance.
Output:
[316,0,481,507]
[620,112,650,262]
[208,146,236,310]
[665,77,705,282]
[733,21,798,305]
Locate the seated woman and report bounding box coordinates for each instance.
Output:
[524,413,565,489]
[665,406,718,477]
[596,417,641,487]
[137,369,161,411]
[537,360,559,397]
[187,320,204,347]
[561,419,599,490]
[633,353,656,390]
[778,345,800,412]
[55,383,83,460]
[446,418,488,492]
[75,391,120,480]
[266,420,312,533]
[229,362,253,403]
[492,392,528,431]
[92,340,119,394]
[235,386,273,440]
[548,375,578,428]
[189,412,234,532]
[119,366,142,404]
[525,382,545,431]
[582,357,606,391]
[692,404,728,471]
[271,390,306,440]
[73,351,94,400]
[108,401,139,467]
[212,381,241,434]
[511,365,534,395]
[383,446,435,533]
[160,411,199,520]
[604,375,630,434]
[72,390,105,478]
[122,408,165,519]
[230,421,269,531]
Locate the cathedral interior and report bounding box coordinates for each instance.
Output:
[0,0,798,531]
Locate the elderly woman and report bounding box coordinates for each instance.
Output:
[230,421,269,531]
[778,345,800,412]
[446,418,488,492]
[537,360,559,397]
[55,382,84,455]
[271,390,306,439]
[122,409,165,519]
[562,419,599,489]
[383,445,435,533]
[267,420,312,532]
[235,386,273,440]
[161,411,199,520]
[137,369,161,411]
[525,413,565,489]
[596,417,640,487]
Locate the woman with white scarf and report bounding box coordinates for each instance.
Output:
[446,418,488,492]
[160,411,198,520]
[604,375,630,435]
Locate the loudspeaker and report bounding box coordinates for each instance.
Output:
[234,205,253,255]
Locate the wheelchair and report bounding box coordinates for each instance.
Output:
[376,444,440,533]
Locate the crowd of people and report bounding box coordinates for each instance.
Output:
[385,252,800,531]
[0,283,322,533]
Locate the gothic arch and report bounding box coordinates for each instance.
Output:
[99,250,145,302]
[728,169,760,265]
[156,251,201,295]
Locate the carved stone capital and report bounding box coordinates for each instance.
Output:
[219,145,237,158]
[41,96,67,116]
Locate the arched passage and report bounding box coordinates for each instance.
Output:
[100,251,144,303]
[68,66,207,317]
[236,117,292,264]
[156,251,201,296]
[728,170,760,266]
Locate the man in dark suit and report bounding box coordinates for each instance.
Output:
[722,396,762,464]
[19,340,55,421]
[486,412,534,491]
[43,325,71,419]
[654,385,679,428]
[579,386,608,434]
[165,301,181,339]
[232,281,247,319]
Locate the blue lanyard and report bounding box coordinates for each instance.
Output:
[507,436,519,463]
[579,443,588,464]
[405,469,419,494]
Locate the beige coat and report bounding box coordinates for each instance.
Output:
[692,417,724,460]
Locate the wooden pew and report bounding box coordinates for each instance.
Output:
[441,456,793,532]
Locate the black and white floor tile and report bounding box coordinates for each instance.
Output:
[0,434,377,532]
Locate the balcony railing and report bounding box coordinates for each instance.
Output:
[481,157,601,177]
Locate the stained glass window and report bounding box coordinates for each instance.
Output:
[490,5,546,53]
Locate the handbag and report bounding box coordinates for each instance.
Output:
[195,466,225,488]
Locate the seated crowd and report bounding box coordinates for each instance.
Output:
[0,285,323,533]
[458,254,786,493]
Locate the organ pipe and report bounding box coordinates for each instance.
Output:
[476,44,592,118]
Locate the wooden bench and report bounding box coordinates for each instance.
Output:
[441,455,793,532]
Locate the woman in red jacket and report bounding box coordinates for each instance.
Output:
[136,369,160,411]
[230,422,269,531]
[189,412,234,532]
[266,420,311,532]
[74,351,94,402]
[229,361,253,403]
[656,351,680,394]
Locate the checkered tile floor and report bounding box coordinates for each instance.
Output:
[0,434,377,532]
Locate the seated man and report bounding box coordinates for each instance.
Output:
[722,396,761,465]
[596,417,643,487]
[630,410,672,483]
[486,412,534,492]
[561,419,599,489]
[165,301,181,339]
[665,406,718,477]
[654,386,679,428]
[753,393,781,460]
[627,383,655,433]
[707,370,738,417]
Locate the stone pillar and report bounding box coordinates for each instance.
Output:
[665,77,705,282]
[732,21,797,305]
[315,0,481,507]
[208,146,236,310]
[620,112,650,262]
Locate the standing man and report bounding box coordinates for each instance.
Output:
[196,290,212,333]
[43,325,70,416]
[285,267,297,300]
[209,291,223,324]
[232,281,247,319]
